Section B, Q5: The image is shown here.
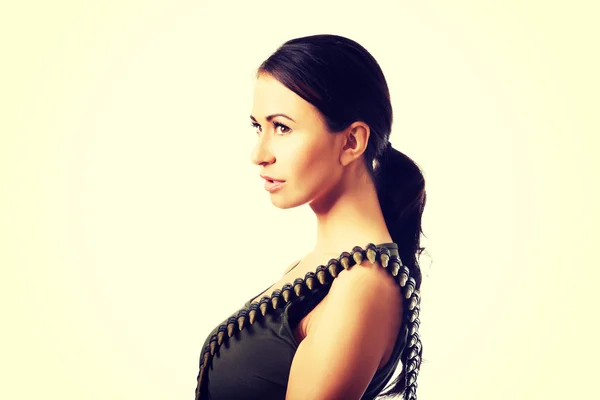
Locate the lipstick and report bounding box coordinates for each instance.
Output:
[264,180,285,193]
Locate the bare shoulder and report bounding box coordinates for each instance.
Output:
[285,257,404,399]
[322,257,404,332]
[306,255,404,336]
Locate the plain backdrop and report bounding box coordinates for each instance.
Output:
[1,1,598,399]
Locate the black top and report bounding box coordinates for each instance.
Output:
[195,242,409,400]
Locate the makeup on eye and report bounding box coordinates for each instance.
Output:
[249,120,291,135]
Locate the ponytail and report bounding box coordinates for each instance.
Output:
[375,144,426,288]
[372,143,427,399]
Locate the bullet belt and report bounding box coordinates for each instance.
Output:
[195,243,422,400]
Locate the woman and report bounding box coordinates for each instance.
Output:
[195,34,426,400]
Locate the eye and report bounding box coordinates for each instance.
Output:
[250,122,262,134]
[273,121,291,135]
[250,121,291,135]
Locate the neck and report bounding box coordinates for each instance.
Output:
[308,166,392,257]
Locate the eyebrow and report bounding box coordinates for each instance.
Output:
[250,113,296,123]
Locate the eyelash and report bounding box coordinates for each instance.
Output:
[250,121,291,135]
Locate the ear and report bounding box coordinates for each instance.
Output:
[339,122,370,167]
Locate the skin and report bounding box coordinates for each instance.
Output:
[250,73,393,257]
[249,73,403,399]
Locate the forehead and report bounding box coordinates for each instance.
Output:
[251,74,319,122]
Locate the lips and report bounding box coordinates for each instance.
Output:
[260,174,285,193]
[260,175,285,183]
[264,180,285,193]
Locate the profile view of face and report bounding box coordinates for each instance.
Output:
[250,74,344,210]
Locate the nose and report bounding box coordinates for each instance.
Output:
[250,134,275,166]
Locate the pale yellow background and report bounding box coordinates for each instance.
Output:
[1,1,598,399]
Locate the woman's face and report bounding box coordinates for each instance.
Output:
[250,73,345,210]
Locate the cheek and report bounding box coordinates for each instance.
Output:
[293,148,340,187]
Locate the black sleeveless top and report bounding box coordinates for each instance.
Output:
[195,242,410,400]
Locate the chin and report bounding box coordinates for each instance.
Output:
[270,197,301,210]
[269,190,308,210]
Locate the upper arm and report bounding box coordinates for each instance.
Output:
[285,259,403,400]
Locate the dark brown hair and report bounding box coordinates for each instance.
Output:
[257,34,427,399]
